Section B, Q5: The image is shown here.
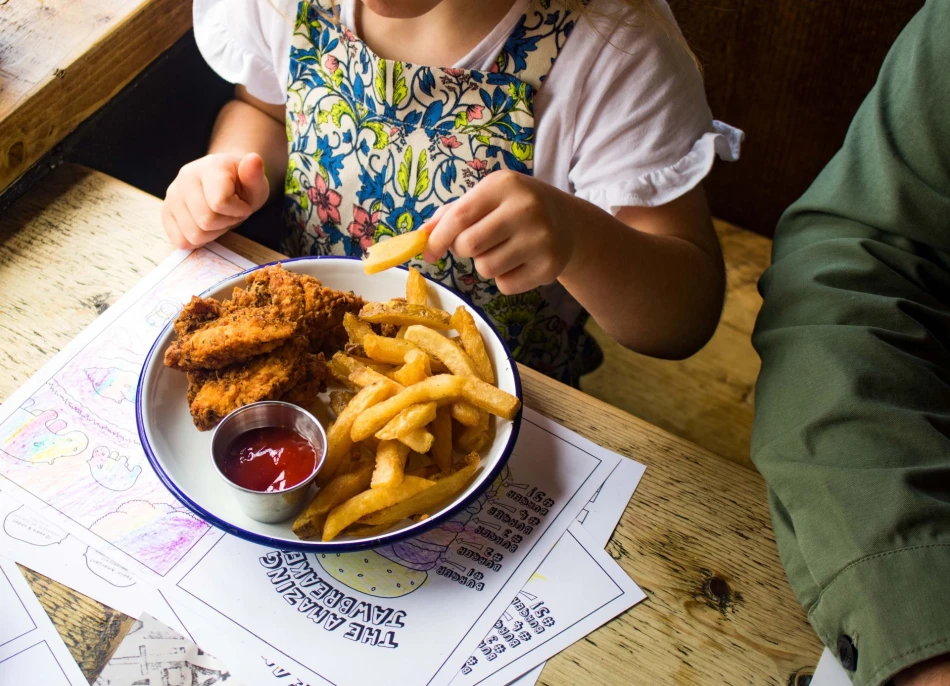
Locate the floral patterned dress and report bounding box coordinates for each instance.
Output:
[283,0,602,386]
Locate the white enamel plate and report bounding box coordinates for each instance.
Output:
[136,256,522,552]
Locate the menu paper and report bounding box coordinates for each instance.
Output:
[0,556,87,686]
[0,244,635,686]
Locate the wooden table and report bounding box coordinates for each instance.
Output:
[0,165,823,684]
[0,0,191,192]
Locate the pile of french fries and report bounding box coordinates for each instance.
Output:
[293,267,521,542]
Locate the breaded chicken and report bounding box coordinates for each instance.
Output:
[167,264,360,430]
[164,305,295,371]
[173,296,223,337]
[188,337,321,431]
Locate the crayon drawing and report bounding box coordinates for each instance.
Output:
[0,248,244,575]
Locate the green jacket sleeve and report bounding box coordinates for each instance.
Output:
[751,1,950,684]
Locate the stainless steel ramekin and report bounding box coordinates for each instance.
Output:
[210,401,327,524]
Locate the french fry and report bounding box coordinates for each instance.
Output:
[375,402,437,441]
[371,440,411,489]
[462,376,521,420]
[329,390,355,416]
[359,452,480,527]
[363,333,421,365]
[451,401,482,427]
[457,410,490,453]
[293,460,374,539]
[405,464,441,479]
[321,381,398,485]
[350,375,467,441]
[359,301,452,330]
[328,352,391,386]
[349,366,403,391]
[404,325,478,377]
[399,428,434,454]
[451,307,495,384]
[323,476,435,540]
[363,230,429,275]
[349,356,393,373]
[343,312,374,345]
[327,356,359,389]
[430,405,453,473]
[405,266,428,305]
[406,451,433,471]
[392,349,431,386]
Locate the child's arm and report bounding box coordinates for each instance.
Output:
[161,86,287,249]
[423,171,724,360]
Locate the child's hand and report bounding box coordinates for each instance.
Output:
[161,152,270,249]
[422,171,577,295]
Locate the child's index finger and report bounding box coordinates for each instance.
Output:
[422,201,480,263]
[203,167,253,218]
[419,206,447,262]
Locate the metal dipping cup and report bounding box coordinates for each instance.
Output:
[210,401,327,524]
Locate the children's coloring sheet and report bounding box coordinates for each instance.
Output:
[0,243,649,686]
[0,244,247,581]
[2,454,646,686]
[453,523,645,686]
[169,409,615,686]
[459,456,644,686]
[0,556,87,686]
[0,492,166,620]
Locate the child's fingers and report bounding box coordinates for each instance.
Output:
[423,194,493,262]
[202,167,253,218]
[493,263,535,296]
[183,181,239,235]
[449,210,512,259]
[175,200,231,248]
[472,239,526,280]
[160,202,194,250]
[162,202,201,250]
[236,153,270,210]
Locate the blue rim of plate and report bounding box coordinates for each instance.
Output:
[135,255,522,552]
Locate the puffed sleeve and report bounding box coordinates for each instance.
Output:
[535,0,742,214]
[193,0,296,105]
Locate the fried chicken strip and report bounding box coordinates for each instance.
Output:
[164,304,295,371]
[188,337,315,431]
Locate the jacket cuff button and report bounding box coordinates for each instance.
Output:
[837,635,858,672]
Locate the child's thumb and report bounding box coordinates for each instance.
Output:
[236,153,270,209]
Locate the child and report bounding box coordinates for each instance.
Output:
[164,0,742,386]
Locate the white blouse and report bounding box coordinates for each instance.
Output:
[193,0,743,215]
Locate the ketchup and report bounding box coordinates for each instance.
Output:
[218,426,316,492]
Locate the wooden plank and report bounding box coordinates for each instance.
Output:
[581,220,772,469]
[0,0,191,192]
[0,165,822,684]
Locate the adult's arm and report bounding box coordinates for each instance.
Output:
[752,2,950,685]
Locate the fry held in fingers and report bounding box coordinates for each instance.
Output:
[362,230,429,274]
